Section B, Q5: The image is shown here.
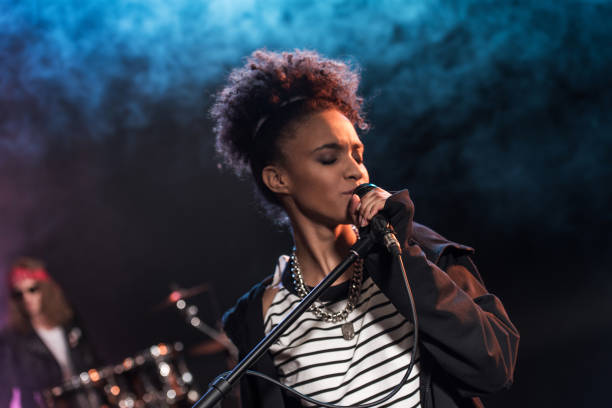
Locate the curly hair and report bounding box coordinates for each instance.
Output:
[7,257,74,334]
[211,49,368,223]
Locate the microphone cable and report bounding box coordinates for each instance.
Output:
[214,250,419,408]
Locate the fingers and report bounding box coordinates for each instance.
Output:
[349,194,361,225]
[354,188,391,227]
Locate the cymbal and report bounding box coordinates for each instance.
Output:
[154,283,210,310]
[189,332,237,359]
[188,338,227,356]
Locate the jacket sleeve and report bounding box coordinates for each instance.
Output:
[222,283,265,408]
[67,316,102,372]
[0,332,13,407]
[222,276,290,408]
[366,190,520,397]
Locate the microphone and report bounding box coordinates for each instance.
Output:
[353,183,402,256]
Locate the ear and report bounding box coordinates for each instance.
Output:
[262,164,291,195]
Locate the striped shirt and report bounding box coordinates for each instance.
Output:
[264,255,421,407]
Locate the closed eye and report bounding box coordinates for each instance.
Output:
[319,156,338,165]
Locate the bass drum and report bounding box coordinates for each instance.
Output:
[43,342,200,408]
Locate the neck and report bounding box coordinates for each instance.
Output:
[30,314,54,330]
[290,215,358,287]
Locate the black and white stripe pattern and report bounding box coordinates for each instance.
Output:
[264,256,421,407]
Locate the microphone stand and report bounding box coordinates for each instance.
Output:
[192,231,379,408]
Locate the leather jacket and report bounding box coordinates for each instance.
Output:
[0,319,98,408]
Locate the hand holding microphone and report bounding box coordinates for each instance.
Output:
[349,184,391,227]
[350,183,402,256]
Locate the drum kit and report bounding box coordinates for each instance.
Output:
[43,284,235,408]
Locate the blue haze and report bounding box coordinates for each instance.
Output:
[0,1,611,405]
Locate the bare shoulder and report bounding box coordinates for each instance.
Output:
[262,285,280,320]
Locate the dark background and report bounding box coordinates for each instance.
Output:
[1,1,611,406]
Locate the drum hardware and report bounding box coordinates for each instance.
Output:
[166,284,240,407]
[153,284,210,311]
[43,282,230,407]
[43,342,199,408]
[167,285,238,361]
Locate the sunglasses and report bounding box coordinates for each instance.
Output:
[11,285,40,299]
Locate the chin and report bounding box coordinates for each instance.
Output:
[303,204,353,228]
[310,213,347,229]
[330,215,356,229]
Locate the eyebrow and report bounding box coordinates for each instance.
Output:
[312,142,364,153]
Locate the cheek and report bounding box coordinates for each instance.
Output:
[291,169,342,208]
[26,295,42,309]
[290,165,330,192]
[307,170,339,196]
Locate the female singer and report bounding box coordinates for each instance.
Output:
[213,49,519,407]
[0,257,98,408]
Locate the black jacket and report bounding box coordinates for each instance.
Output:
[0,320,98,408]
[223,190,520,408]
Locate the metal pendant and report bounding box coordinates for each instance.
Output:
[341,322,355,340]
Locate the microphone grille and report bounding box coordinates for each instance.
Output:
[353,183,378,198]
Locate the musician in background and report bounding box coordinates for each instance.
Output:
[0,257,98,408]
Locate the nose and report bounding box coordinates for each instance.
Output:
[23,291,40,303]
[345,156,368,183]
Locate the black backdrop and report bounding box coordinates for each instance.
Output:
[1,1,611,406]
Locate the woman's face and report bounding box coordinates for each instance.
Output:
[277,109,369,226]
[12,277,43,319]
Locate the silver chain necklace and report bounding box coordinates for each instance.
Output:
[290,250,363,340]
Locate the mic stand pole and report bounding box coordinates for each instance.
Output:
[192,232,379,408]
